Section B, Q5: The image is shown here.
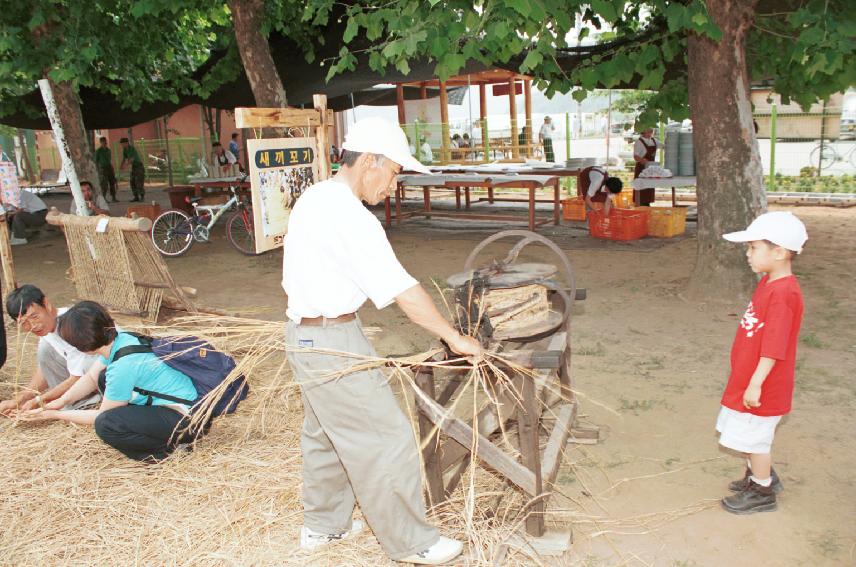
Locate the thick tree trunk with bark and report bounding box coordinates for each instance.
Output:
[687,0,766,301]
[49,78,101,195]
[229,0,287,108]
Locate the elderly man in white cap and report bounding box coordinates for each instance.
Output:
[282,117,482,564]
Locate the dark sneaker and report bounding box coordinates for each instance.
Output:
[728,467,783,494]
[721,480,777,514]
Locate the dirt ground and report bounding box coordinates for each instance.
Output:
[2,187,855,566]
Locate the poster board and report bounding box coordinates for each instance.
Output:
[247,137,319,253]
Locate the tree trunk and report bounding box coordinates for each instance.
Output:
[687,0,765,301]
[229,0,287,108]
[49,78,101,196]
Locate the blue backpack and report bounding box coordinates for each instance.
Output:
[99,333,249,417]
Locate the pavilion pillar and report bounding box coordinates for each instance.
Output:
[479,83,489,161]
[524,79,533,158]
[396,84,406,125]
[508,78,519,160]
[439,81,450,163]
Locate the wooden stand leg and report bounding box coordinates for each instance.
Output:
[553,180,560,225]
[0,215,18,293]
[423,186,432,219]
[672,186,676,207]
[519,376,545,536]
[455,187,461,210]
[414,366,445,506]
[488,186,494,204]
[465,187,471,209]
[528,187,536,231]
[384,196,392,228]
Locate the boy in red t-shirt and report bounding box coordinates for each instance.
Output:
[717,211,807,514]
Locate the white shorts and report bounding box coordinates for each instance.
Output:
[716,406,782,454]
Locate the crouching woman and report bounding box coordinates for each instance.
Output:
[23,301,203,462]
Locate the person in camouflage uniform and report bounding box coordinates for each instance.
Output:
[119,137,145,202]
[94,137,118,202]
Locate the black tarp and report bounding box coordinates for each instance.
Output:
[0,18,676,130]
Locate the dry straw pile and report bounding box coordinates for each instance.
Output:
[0,315,714,566]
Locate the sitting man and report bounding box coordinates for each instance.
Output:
[577,165,624,216]
[68,180,110,216]
[7,189,48,246]
[0,285,102,415]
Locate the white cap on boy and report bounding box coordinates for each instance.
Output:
[342,117,432,174]
[722,211,808,254]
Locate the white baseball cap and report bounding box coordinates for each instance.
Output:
[342,117,432,174]
[723,211,808,253]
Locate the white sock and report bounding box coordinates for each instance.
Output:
[750,475,772,487]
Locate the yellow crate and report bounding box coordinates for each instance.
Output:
[647,206,688,238]
[612,189,635,209]
[562,197,587,221]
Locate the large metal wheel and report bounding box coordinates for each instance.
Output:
[462,230,577,331]
[227,206,258,255]
[151,209,195,257]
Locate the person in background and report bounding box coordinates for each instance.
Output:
[228,132,241,164]
[94,137,118,203]
[68,180,110,216]
[7,188,47,246]
[539,116,556,162]
[419,135,433,165]
[577,165,624,216]
[119,138,145,202]
[459,133,471,148]
[212,142,238,178]
[633,128,663,205]
[0,285,102,416]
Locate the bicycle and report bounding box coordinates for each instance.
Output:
[809,140,856,170]
[151,181,257,257]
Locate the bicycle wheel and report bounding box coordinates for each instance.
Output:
[809,144,837,170]
[151,209,195,257]
[227,206,258,255]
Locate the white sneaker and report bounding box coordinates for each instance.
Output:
[401,536,464,565]
[10,237,27,246]
[299,520,364,551]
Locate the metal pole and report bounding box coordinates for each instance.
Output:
[565,112,571,160]
[37,79,88,216]
[817,100,827,176]
[605,89,612,163]
[163,116,174,187]
[768,103,777,191]
[482,117,491,160]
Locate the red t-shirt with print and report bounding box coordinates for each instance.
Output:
[721,274,803,416]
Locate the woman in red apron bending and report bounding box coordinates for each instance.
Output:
[578,166,624,216]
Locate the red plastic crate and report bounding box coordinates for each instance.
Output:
[588,208,649,241]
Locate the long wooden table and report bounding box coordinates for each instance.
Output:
[385,164,582,230]
[387,173,563,231]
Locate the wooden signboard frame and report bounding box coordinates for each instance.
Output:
[235,95,332,253]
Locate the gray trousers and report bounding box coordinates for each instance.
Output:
[37,340,102,409]
[12,209,47,239]
[285,319,438,560]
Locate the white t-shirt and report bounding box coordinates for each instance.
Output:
[420,142,433,164]
[215,150,238,166]
[68,194,110,215]
[39,308,101,376]
[539,122,555,140]
[587,167,607,198]
[634,137,661,159]
[282,180,418,322]
[20,190,47,213]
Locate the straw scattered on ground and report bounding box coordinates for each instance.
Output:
[0,316,717,566]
